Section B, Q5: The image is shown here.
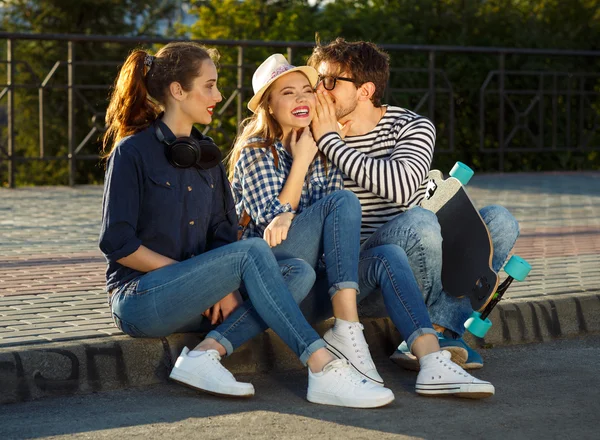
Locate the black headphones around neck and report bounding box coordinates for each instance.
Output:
[155,122,223,169]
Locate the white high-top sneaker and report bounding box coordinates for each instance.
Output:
[169,347,255,397]
[416,350,494,399]
[323,320,384,386]
[307,359,395,408]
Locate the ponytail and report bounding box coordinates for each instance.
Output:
[102,50,161,158]
[103,43,219,160]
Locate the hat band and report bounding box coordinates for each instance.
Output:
[269,64,294,80]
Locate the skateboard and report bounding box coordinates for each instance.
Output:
[421,162,531,337]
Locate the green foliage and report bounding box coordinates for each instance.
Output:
[181,0,600,173]
[2,0,599,185]
[0,0,179,186]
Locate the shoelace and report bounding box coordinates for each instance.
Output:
[430,351,469,380]
[204,350,235,380]
[346,323,374,368]
[326,360,370,386]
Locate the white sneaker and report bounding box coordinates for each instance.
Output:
[169,347,255,397]
[416,350,494,399]
[390,340,469,372]
[307,359,395,408]
[323,320,384,386]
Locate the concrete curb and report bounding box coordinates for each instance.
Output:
[1,293,599,405]
[466,291,600,347]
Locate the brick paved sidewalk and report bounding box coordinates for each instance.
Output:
[1,172,600,348]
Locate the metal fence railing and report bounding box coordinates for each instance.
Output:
[1,32,599,187]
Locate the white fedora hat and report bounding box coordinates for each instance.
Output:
[247,54,319,113]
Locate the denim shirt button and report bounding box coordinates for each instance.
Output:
[189,220,195,225]
[187,186,192,191]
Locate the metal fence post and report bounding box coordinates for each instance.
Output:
[428,51,436,124]
[7,39,15,188]
[236,46,244,133]
[39,81,44,158]
[498,53,505,172]
[68,40,75,186]
[579,77,585,148]
[538,73,544,150]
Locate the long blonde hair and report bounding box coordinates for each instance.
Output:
[227,92,282,179]
[227,81,326,179]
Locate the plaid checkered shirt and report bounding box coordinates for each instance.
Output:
[231,138,344,239]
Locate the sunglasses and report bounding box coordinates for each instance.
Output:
[317,75,361,91]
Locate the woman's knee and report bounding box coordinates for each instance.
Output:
[280,258,316,303]
[241,237,275,266]
[328,190,361,216]
[244,237,271,253]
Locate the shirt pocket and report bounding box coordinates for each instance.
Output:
[145,173,183,227]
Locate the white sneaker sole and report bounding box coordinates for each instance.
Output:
[325,343,384,386]
[415,382,495,399]
[307,389,395,408]
[169,368,255,398]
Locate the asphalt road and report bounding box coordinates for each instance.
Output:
[2,335,599,440]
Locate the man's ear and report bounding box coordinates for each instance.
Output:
[358,82,376,102]
[169,82,186,101]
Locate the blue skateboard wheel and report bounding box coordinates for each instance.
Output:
[449,162,474,185]
[464,311,492,338]
[504,255,531,281]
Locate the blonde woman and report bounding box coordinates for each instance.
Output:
[229,54,384,386]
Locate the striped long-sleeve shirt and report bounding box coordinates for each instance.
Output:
[316,106,436,241]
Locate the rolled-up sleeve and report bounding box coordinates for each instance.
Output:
[98,145,143,263]
[234,147,293,231]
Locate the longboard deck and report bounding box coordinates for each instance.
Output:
[422,171,499,311]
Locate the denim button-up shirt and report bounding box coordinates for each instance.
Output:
[99,121,237,291]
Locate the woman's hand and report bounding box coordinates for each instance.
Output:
[289,127,318,168]
[203,290,243,325]
[263,212,295,247]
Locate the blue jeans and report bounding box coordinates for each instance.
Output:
[357,244,437,349]
[360,205,520,336]
[271,190,361,298]
[110,238,325,365]
[210,190,362,353]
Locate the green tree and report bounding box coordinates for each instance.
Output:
[0,0,179,186]
[3,0,599,184]
[182,0,600,172]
